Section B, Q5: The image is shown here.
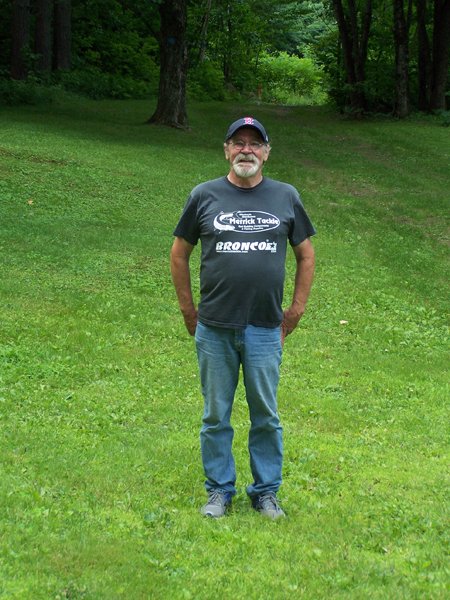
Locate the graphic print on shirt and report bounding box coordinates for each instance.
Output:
[213,211,280,233]
[213,210,280,254]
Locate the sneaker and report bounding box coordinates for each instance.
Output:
[200,489,232,518]
[252,492,286,520]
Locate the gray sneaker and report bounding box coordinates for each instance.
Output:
[200,489,232,518]
[252,492,286,519]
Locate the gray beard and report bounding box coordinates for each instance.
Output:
[232,156,261,178]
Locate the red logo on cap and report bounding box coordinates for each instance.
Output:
[243,117,254,125]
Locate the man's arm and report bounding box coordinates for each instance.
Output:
[170,236,198,335]
[282,237,315,342]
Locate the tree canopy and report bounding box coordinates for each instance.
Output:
[1,0,449,119]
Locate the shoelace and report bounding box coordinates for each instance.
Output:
[208,490,227,505]
[259,493,281,511]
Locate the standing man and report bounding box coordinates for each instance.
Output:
[170,117,316,519]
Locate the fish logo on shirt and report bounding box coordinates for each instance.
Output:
[213,212,236,231]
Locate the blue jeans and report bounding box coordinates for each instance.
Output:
[195,321,283,498]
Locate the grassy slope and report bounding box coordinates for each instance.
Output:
[0,97,448,599]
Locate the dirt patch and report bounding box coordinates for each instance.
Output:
[0,146,71,166]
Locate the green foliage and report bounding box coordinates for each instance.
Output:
[0,77,55,105]
[258,0,332,53]
[57,68,155,100]
[312,0,450,114]
[1,0,448,109]
[187,61,227,101]
[312,24,399,114]
[187,0,329,98]
[433,108,450,126]
[258,51,327,105]
[67,0,160,98]
[0,97,448,597]
[0,0,160,101]
[0,72,155,105]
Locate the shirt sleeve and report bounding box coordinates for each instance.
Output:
[173,194,201,246]
[289,193,316,246]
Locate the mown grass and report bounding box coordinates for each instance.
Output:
[0,96,448,599]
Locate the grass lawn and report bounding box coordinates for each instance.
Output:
[0,95,448,599]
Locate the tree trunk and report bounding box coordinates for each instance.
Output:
[332,0,373,113]
[417,0,432,110]
[35,0,53,73]
[394,0,410,117]
[11,0,30,80]
[54,0,71,70]
[223,2,233,84]
[430,0,450,110]
[198,0,212,63]
[148,0,188,128]
[359,0,373,78]
[333,0,359,107]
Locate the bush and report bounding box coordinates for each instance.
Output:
[0,78,55,105]
[257,52,327,105]
[187,61,227,101]
[57,69,155,100]
[0,66,157,105]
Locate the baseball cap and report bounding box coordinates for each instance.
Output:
[225,117,269,143]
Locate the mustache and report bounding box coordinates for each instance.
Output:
[233,153,258,164]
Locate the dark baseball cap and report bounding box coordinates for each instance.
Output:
[225,117,269,143]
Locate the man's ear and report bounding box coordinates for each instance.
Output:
[223,142,230,160]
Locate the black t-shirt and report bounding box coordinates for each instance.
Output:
[173,176,316,328]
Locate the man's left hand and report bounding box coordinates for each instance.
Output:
[281,305,304,343]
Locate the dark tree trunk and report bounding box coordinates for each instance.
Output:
[394,0,410,117]
[359,0,373,78]
[35,0,53,73]
[333,0,356,84]
[54,0,71,70]
[221,2,233,84]
[11,0,30,80]
[417,0,432,110]
[148,0,188,128]
[332,0,373,114]
[198,0,212,63]
[430,0,450,110]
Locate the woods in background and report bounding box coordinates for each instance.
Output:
[2,0,449,122]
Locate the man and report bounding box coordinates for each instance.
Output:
[170,117,316,519]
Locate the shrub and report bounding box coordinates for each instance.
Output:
[188,61,227,101]
[0,78,55,105]
[257,52,327,105]
[56,69,155,100]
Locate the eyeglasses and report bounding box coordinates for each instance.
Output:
[228,140,266,151]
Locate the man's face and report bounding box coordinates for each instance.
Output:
[224,127,270,179]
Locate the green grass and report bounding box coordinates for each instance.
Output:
[0,96,448,599]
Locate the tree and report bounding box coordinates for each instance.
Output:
[148,0,188,128]
[54,0,71,70]
[430,0,450,109]
[11,0,30,79]
[393,0,412,117]
[415,0,450,111]
[417,0,432,110]
[196,0,212,63]
[35,0,52,73]
[331,0,373,113]
[9,0,72,79]
[187,0,311,95]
